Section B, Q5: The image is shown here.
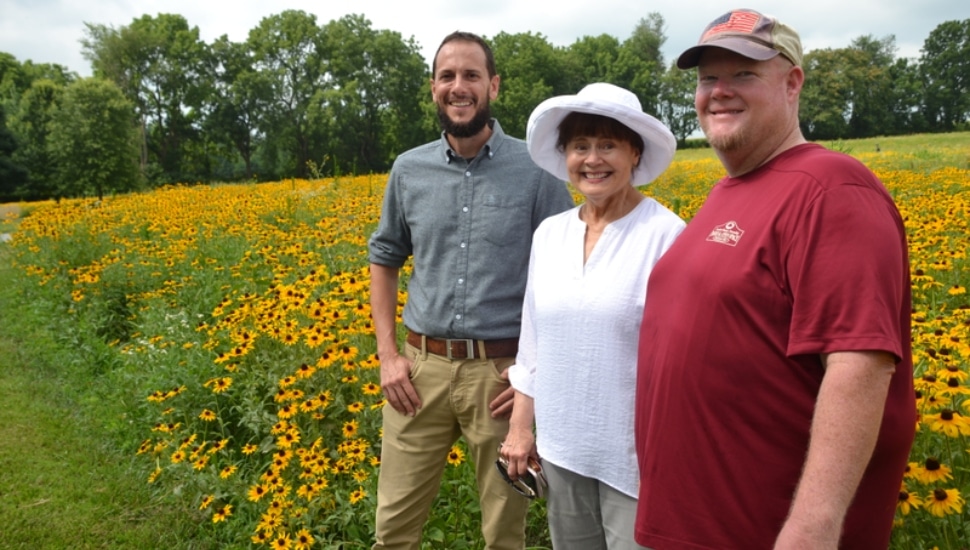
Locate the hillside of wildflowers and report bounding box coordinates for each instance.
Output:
[2,135,969,548]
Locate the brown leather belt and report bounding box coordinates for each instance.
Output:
[406,329,518,360]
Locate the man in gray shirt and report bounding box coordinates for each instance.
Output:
[368,31,574,549]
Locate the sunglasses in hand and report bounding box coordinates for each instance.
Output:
[495,449,547,499]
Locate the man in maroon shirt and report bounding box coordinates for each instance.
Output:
[633,9,916,549]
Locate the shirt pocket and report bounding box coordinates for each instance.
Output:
[479,193,531,247]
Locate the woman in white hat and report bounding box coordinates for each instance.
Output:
[499,83,683,549]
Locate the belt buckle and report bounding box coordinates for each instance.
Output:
[446,338,475,360]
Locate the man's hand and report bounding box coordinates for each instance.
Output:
[380,352,421,416]
[489,368,515,418]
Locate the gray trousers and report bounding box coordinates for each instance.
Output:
[543,460,651,550]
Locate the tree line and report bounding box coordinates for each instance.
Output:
[0,11,968,202]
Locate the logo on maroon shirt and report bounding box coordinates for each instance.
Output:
[706,221,744,246]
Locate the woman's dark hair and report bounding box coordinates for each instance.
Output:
[555,112,644,157]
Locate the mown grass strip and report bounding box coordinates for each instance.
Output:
[0,249,213,549]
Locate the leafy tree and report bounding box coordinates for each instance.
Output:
[618,13,667,116]
[248,9,326,178]
[47,78,140,200]
[919,19,970,130]
[0,54,74,106]
[800,48,858,140]
[7,79,62,199]
[489,31,563,138]
[207,36,272,180]
[0,103,28,201]
[561,34,623,91]
[658,62,699,145]
[844,35,898,138]
[317,15,426,175]
[886,57,925,134]
[82,14,210,183]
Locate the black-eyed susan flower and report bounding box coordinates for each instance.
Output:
[925,488,964,517]
[209,438,229,454]
[199,494,214,510]
[362,382,381,395]
[193,455,210,471]
[924,409,970,436]
[342,420,359,438]
[347,401,364,413]
[212,504,232,523]
[897,485,922,515]
[294,528,314,550]
[219,465,238,479]
[136,439,153,455]
[295,362,315,378]
[914,457,953,484]
[198,409,217,422]
[248,483,268,502]
[206,376,233,393]
[272,420,293,435]
[278,403,298,420]
[270,533,292,549]
[447,445,465,466]
[349,487,367,505]
[258,512,282,534]
[277,429,301,449]
[242,443,258,455]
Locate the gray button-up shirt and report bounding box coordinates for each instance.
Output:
[368,120,574,340]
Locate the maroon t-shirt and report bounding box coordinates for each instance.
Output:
[634,144,916,549]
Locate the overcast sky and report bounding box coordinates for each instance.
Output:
[2,0,968,78]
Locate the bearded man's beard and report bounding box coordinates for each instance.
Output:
[437,101,492,138]
[701,119,748,153]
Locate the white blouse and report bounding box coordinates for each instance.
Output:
[509,198,684,497]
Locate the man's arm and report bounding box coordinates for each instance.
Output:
[369,262,421,416]
[774,350,896,549]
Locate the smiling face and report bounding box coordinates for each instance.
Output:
[565,135,641,203]
[694,47,803,173]
[431,40,500,138]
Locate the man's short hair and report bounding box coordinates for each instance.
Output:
[432,31,497,78]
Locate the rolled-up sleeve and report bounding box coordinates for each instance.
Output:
[368,169,412,268]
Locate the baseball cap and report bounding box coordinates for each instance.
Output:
[677,8,803,69]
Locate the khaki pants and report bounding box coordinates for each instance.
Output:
[373,342,529,550]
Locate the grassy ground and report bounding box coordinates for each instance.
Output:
[0,246,212,549]
[1,202,19,234]
[675,131,970,167]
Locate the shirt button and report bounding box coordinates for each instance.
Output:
[455,314,462,320]
[462,206,469,213]
[465,171,471,177]
[460,242,466,248]
[458,278,464,284]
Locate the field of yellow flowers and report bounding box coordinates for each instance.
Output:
[3,139,969,548]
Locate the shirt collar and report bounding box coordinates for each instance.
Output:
[442,119,503,164]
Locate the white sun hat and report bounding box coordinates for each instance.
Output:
[526,82,676,186]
